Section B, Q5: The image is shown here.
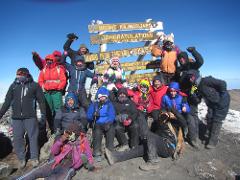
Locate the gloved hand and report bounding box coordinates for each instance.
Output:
[187,47,196,53]
[32,51,38,57]
[123,119,132,126]
[67,33,78,40]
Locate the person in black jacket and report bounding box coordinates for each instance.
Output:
[187,70,230,149]
[105,110,181,171]
[63,33,94,70]
[0,68,46,169]
[177,47,204,148]
[54,92,88,135]
[113,88,139,151]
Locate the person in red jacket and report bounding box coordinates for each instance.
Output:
[147,75,168,131]
[38,54,67,132]
[128,79,151,117]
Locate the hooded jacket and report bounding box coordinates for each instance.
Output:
[0,75,46,120]
[87,87,116,124]
[55,93,87,130]
[197,76,230,117]
[38,55,67,91]
[161,82,190,114]
[51,134,94,170]
[59,55,95,93]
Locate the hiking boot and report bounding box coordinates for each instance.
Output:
[116,144,129,152]
[18,160,26,170]
[105,148,115,165]
[206,122,222,149]
[29,159,39,168]
[190,138,201,150]
[139,161,160,171]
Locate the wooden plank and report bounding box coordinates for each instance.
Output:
[126,72,158,83]
[95,60,160,74]
[96,61,150,73]
[88,22,162,33]
[90,32,157,44]
[84,46,151,62]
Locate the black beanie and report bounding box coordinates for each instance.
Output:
[153,74,164,84]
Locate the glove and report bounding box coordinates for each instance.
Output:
[190,85,198,95]
[123,119,132,126]
[32,51,38,57]
[187,47,196,53]
[67,33,78,40]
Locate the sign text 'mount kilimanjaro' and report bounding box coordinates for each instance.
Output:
[88,22,159,33]
[90,32,157,44]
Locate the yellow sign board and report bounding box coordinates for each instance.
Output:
[90,32,157,44]
[84,46,151,62]
[96,61,152,74]
[88,22,155,33]
[126,72,158,83]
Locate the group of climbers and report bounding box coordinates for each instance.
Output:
[0,31,231,178]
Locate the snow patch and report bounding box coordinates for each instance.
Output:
[198,101,240,134]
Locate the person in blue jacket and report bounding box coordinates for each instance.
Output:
[87,86,116,162]
[161,82,192,139]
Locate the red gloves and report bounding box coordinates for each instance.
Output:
[123,119,132,126]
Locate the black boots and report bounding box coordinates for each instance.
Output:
[206,122,222,149]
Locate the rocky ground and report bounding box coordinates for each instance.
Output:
[0,89,240,180]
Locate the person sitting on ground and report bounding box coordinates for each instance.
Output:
[161,82,196,146]
[54,92,88,137]
[87,86,116,162]
[105,109,184,171]
[128,79,151,118]
[113,88,139,151]
[147,74,168,132]
[16,122,95,180]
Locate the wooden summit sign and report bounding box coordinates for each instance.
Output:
[84,46,151,62]
[88,22,159,33]
[90,32,157,44]
[96,60,160,74]
[126,72,159,83]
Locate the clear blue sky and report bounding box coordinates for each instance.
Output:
[0,0,240,102]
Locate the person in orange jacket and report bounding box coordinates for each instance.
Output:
[38,54,67,132]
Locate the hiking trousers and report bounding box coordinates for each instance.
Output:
[12,118,39,161]
[16,159,75,180]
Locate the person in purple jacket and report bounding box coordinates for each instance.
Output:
[16,122,95,180]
